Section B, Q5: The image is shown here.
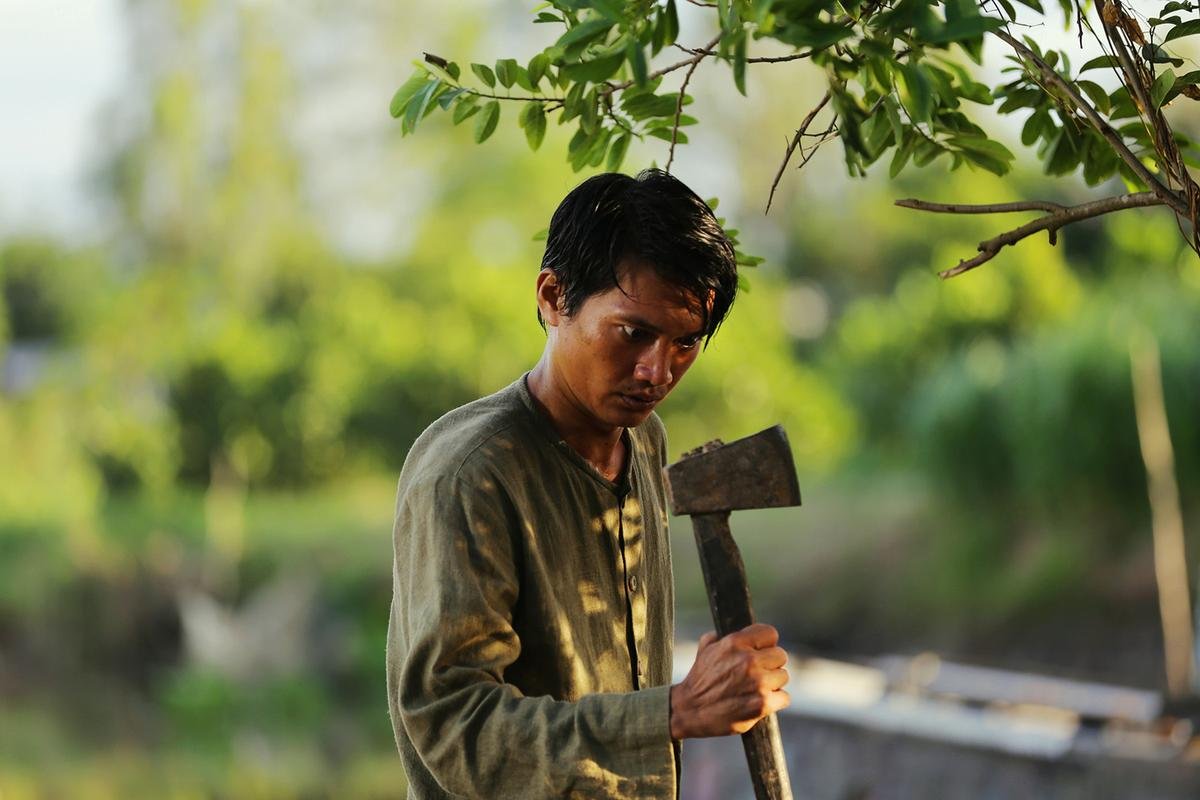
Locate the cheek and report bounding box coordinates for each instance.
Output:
[671,351,701,383]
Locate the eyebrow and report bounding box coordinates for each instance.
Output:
[618,315,705,340]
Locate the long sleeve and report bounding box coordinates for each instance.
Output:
[386,468,677,800]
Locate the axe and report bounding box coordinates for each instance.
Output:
[664,425,800,800]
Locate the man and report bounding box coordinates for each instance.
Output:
[387,169,791,799]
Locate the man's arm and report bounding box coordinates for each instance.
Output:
[388,471,676,799]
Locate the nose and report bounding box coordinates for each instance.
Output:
[634,343,673,387]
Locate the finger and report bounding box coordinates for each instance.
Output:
[761,667,789,692]
[765,688,791,715]
[697,631,719,650]
[731,623,779,650]
[753,645,788,670]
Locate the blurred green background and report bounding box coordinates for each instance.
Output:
[2,1,1199,798]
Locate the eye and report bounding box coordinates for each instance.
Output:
[677,335,702,351]
[620,325,649,342]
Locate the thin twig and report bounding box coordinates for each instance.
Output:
[463,88,565,103]
[766,92,831,213]
[664,35,720,173]
[674,43,817,64]
[896,191,1166,278]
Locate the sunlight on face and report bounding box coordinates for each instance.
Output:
[547,261,709,432]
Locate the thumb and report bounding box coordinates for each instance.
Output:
[697,631,719,651]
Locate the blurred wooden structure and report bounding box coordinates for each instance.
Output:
[675,645,1200,799]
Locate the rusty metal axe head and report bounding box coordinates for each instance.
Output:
[663,424,802,516]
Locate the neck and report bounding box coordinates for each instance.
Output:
[527,356,626,481]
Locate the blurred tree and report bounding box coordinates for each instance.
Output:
[393,0,1200,276]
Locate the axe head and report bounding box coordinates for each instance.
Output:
[664,424,802,516]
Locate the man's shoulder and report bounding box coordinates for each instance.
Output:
[632,410,668,463]
[401,377,535,485]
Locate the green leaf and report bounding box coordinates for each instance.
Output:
[884,95,905,144]
[898,63,934,123]
[949,135,1014,175]
[403,80,440,134]
[733,30,748,96]
[561,81,587,121]
[452,95,480,124]
[1079,55,1118,72]
[736,251,764,268]
[1045,128,1081,175]
[1151,68,1177,107]
[889,131,916,177]
[1020,109,1046,146]
[925,15,1005,44]
[664,0,680,47]
[528,53,551,89]
[495,58,519,89]
[1076,79,1111,112]
[590,0,625,21]
[562,51,625,83]
[520,102,547,150]
[471,63,496,88]
[390,72,430,118]
[607,132,632,171]
[645,127,688,144]
[627,38,648,87]
[474,100,500,143]
[1165,19,1200,41]
[436,87,465,110]
[575,128,613,171]
[621,92,680,119]
[556,18,614,50]
[913,138,944,167]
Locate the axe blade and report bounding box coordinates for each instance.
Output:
[664,425,802,516]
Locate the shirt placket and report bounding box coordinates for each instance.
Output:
[617,491,649,689]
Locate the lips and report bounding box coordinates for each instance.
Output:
[619,391,665,410]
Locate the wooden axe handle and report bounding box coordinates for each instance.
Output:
[692,512,794,800]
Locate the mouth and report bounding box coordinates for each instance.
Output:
[617,392,664,412]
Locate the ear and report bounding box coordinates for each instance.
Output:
[535,269,566,327]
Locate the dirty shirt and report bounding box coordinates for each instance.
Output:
[387,374,678,799]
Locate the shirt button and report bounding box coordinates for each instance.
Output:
[628,575,639,593]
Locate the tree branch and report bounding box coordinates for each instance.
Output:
[895,192,1166,278]
[464,88,565,103]
[674,43,817,64]
[664,35,721,173]
[766,92,830,213]
[990,29,1187,217]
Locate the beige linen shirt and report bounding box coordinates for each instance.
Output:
[387,374,678,799]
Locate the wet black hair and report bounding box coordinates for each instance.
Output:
[537,169,738,344]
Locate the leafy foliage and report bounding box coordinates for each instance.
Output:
[393,0,1200,275]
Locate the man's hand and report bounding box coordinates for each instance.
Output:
[668,623,790,739]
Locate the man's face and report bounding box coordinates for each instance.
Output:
[538,261,708,431]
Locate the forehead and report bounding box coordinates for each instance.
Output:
[595,262,705,323]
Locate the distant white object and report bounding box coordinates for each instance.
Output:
[177,573,315,683]
[673,641,1184,763]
